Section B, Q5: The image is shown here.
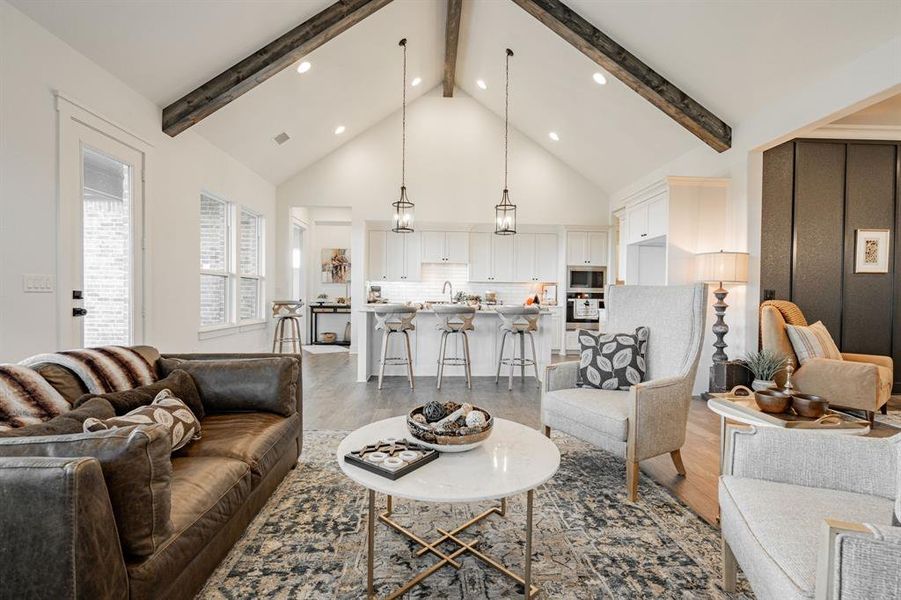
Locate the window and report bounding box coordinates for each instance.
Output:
[239,209,264,321]
[199,194,266,329]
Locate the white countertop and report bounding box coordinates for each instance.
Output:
[360,303,555,314]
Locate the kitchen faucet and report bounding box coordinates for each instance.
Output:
[443,280,453,303]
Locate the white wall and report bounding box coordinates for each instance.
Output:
[276,88,609,351]
[607,33,901,391]
[0,1,278,361]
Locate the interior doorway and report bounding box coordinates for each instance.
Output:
[291,220,306,302]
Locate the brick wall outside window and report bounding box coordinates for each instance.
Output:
[83,196,130,345]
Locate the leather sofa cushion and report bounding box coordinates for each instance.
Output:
[126,456,251,599]
[177,412,300,486]
[158,357,298,417]
[0,397,115,438]
[0,424,173,557]
[75,369,204,420]
[32,363,88,403]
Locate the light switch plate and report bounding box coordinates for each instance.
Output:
[23,274,54,293]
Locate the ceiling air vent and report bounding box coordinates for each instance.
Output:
[273,132,290,145]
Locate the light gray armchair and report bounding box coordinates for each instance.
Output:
[542,284,707,501]
[720,426,901,599]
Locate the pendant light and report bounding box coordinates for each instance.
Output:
[495,48,516,236]
[392,38,414,233]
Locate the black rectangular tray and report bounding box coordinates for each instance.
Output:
[343,439,438,480]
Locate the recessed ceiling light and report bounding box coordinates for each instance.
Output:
[411,76,422,87]
[592,72,607,85]
[297,61,312,74]
[334,125,346,135]
[548,132,560,142]
[476,79,487,90]
[273,132,291,145]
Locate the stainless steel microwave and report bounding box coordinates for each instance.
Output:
[567,267,605,291]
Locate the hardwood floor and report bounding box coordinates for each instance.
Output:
[302,350,899,527]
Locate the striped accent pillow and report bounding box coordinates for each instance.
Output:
[785,321,842,365]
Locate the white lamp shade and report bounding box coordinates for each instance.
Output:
[696,251,749,284]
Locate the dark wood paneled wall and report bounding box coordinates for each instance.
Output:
[761,139,900,388]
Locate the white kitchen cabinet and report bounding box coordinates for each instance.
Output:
[567,231,607,266]
[445,232,469,263]
[469,232,515,282]
[421,231,469,263]
[626,202,649,244]
[513,234,537,281]
[551,307,563,352]
[368,230,388,280]
[370,230,420,281]
[515,233,558,282]
[647,194,667,239]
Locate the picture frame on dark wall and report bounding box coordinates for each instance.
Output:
[854,229,890,274]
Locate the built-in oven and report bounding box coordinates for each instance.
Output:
[566,291,604,326]
[568,267,606,291]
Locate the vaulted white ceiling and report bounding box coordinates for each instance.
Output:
[10,0,901,193]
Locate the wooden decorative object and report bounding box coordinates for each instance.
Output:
[407,405,493,451]
[344,439,438,480]
[754,389,792,414]
[790,393,829,418]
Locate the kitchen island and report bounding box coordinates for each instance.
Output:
[356,304,554,383]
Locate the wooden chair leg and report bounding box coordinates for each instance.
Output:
[881,403,889,415]
[543,425,551,438]
[722,538,737,592]
[626,461,639,502]
[670,449,686,476]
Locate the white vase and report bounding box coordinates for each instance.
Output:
[752,379,776,392]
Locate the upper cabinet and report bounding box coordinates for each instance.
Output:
[369,230,421,281]
[421,231,469,263]
[625,193,667,244]
[566,231,608,266]
[515,233,558,282]
[470,232,515,282]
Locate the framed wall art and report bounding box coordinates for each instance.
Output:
[854,229,890,274]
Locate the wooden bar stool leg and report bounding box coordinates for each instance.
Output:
[436,330,448,390]
[528,331,540,389]
[378,329,390,390]
[272,318,282,353]
[508,332,516,391]
[403,330,415,390]
[496,330,508,384]
[462,331,472,389]
[519,330,526,381]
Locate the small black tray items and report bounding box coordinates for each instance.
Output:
[344,438,438,480]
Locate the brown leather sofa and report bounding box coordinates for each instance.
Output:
[0,347,302,600]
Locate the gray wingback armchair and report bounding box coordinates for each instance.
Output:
[720,426,901,599]
[542,284,706,501]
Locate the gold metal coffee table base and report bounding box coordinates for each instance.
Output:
[366,490,539,599]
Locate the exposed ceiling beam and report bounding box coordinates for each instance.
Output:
[162,0,394,137]
[511,0,732,152]
[442,0,463,97]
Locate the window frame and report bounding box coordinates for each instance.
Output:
[198,192,266,335]
[238,207,266,324]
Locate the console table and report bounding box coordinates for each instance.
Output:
[310,303,351,346]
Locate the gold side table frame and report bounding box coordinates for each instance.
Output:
[366,490,538,599]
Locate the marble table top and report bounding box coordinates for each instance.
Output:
[337,416,560,502]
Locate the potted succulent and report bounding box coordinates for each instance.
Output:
[740,350,788,391]
[316,293,328,305]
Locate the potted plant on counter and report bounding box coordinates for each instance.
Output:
[740,350,788,391]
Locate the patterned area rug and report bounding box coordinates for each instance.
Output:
[199,431,751,599]
[875,402,901,429]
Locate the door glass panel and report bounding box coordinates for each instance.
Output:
[82,147,133,346]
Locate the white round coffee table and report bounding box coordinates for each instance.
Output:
[337,416,560,600]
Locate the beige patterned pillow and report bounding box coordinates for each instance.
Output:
[84,389,201,451]
[785,321,843,366]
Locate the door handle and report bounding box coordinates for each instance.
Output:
[72,307,88,317]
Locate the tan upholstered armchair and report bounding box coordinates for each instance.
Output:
[542,284,707,501]
[760,301,892,419]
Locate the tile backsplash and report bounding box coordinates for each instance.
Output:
[370,263,552,305]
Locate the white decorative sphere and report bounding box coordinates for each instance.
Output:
[465,410,487,429]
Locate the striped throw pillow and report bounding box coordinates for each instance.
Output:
[785,321,842,366]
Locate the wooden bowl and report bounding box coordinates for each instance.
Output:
[791,393,829,418]
[406,405,493,452]
[754,389,792,414]
[319,332,337,343]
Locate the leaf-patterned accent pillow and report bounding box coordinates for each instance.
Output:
[83,389,201,451]
[578,327,649,391]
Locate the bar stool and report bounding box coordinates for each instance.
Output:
[434,304,476,390]
[495,305,541,391]
[271,300,304,353]
[373,304,417,390]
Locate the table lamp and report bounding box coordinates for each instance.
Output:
[696,250,749,363]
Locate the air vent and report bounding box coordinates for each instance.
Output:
[273,132,290,145]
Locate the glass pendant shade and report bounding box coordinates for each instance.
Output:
[495,189,516,235]
[392,185,414,233]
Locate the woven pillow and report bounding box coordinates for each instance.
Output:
[84,389,201,451]
[785,321,842,366]
[578,327,649,390]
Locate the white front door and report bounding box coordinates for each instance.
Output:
[58,109,145,349]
